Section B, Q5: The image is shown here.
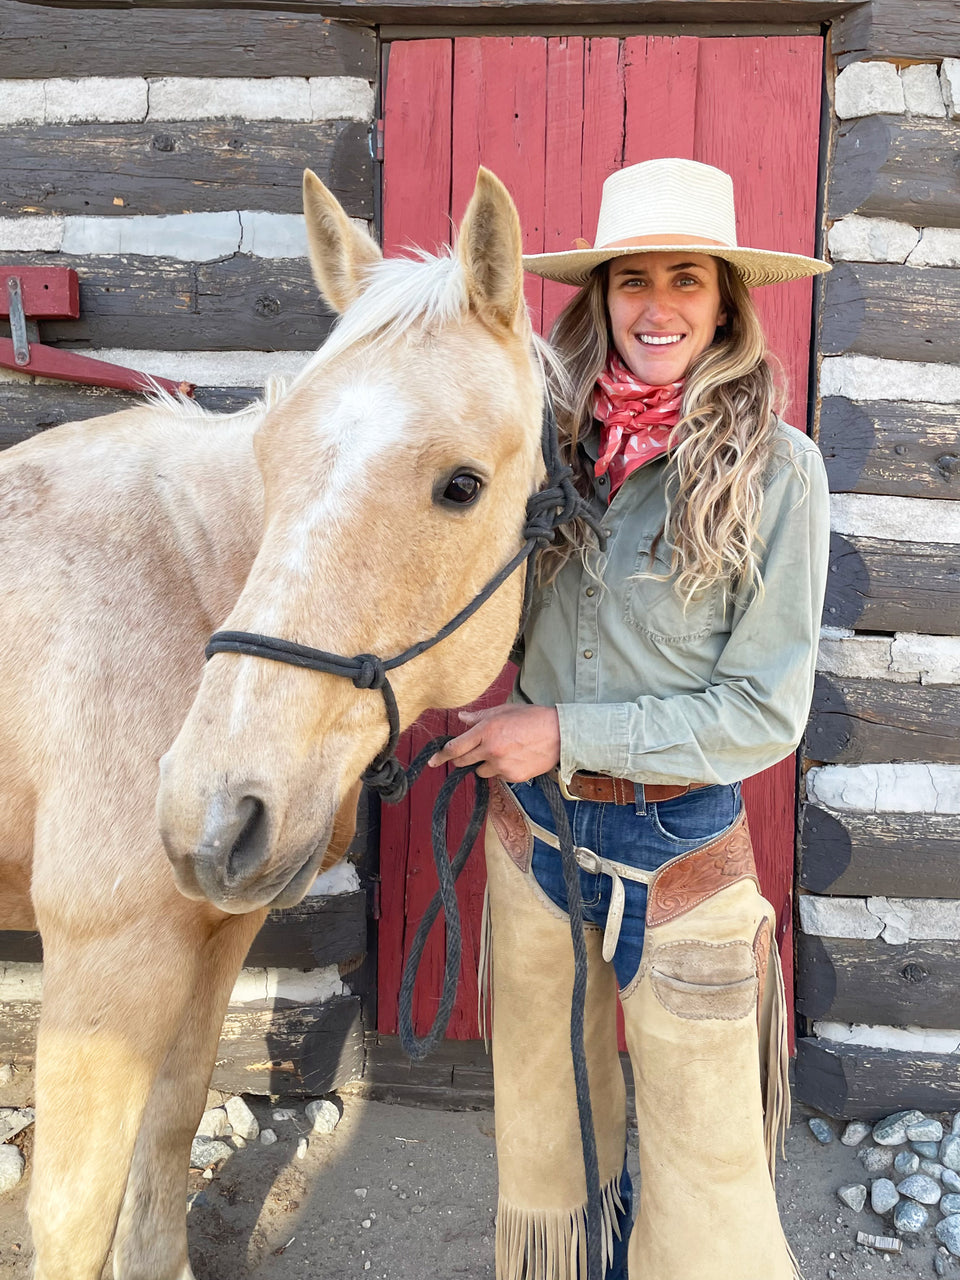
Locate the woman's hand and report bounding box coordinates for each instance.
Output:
[427,704,561,782]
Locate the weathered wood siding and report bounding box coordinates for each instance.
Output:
[0,3,378,1094]
[797,45,960,1118]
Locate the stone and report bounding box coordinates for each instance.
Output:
[894,1151,920,1177]
[44,77,147,124]
[945,1171,960,1193]
[355,1188,368,1198]
[308,76,376,123]
[838,1184,867,1213]
[272,1109,297,1123]
[871,1178,900,1214]
[943,1196,960,1216]
[915,1141,942,1159]
[937,1254,960,1277]
[907,1118,944,1143]
[941,60,960,120]
[897,1173,942,1204]
[148,76,312,123]
[799,898,882,940]
[0,1108,34,1144]
[953,1114,960,1135]
[259,1129,277,1146]
[305,1099,340,1134]
[0,1145,24,1194]
[296,1137,309,1159]
[909,228,960,270]
[922,1161,947,1181]
[827,216,919,265]
[0,1065,14,1089]
[821,355,960,406]
[835,61,905,119]
[189,1137,233,1170]
[809,1117,834,1144]
[195,1108,230,1139]
[842,1120,873,1147]
[943,1136,960,1171]
[860,1145,896,1174]
[893,1199,929,1234]
[224,1096,259,1142]
[937,1215,960,1257]
[901,63,947,116]
[874,1110,928,1147]
[186,1190,208,1212]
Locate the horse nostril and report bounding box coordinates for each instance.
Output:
[224,794,269,886]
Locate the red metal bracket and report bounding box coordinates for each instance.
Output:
[0,266,194,397]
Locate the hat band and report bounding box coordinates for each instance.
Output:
[597,232,730,250]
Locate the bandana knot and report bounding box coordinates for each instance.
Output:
[592,353,684,496]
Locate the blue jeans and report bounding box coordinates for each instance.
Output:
[506,778,743,1280]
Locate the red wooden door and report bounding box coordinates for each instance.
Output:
[378,34,823,1042]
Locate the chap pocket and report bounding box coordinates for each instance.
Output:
[648,939,757,1021]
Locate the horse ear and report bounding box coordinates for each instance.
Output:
[302,169,382,313]
[458,167,526,332]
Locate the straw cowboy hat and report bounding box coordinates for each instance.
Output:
[522,158,830,288]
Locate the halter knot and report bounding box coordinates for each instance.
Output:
[352,654,387,690]
[361,754,409,804]
[523,469,582,542]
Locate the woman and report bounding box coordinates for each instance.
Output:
[430,158,830,1280]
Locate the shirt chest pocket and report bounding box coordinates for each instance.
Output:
[622,539,720,642]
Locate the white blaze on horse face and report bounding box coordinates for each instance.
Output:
[282,379,411,570]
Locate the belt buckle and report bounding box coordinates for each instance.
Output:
[575,847,601,874]
[557,773,577,802]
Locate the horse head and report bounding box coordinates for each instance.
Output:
[157,167,546,913]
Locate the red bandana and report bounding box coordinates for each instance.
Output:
[592,353,684,497]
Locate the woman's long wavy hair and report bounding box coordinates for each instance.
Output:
[540,259,783,602]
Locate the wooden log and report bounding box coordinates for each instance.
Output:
[0,992,365,1094]
[0,121,372,219]
[822,263,960,365]
[819,398,960,500]
[246,891,367,970]
[0,253,333,351]
[795,1036,960,1120]
[807,673,960,766]
[800,805,960,898]
[0,384,261,449]
[0,2,376,78]
[797,934,960,1028]
[832,0,960,63]
[829,117,960,229]
[822,533,960,635]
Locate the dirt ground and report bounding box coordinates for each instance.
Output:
[0,1068,952,1280]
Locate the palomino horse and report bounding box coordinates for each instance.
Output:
[0,168,546,1279]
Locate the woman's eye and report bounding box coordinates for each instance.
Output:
[440,473,483,506]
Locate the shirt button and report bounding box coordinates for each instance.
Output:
[585,587,596,597]
[602,528,611,537]
[598,476,608,486]
[583,649,594,659]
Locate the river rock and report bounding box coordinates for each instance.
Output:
[838,1184,867,1213]
[196,1107,230,1139]
[943,1136,960,1172]
[224,1096,259,1142]
[895,1151,920,1177]
[945,1171,960,1193]
[0,1145,24,1195]
[898,1173,942,1205]
[259,1128,277,1145]
[923,1161,947,1181]
[306,1099,340,1134]
[860,1145,895,1174]
[0,1065,14,1089]
[875,1110,927,1146]
[937,1215,960,1257]
[943,1196,960,1216]
[808,1117,833,1144]
[908,1118,944,1143]
[894,1200,929,1235]
[914,1141,941,1158]
[841,1120,872,1147]
[189,1137,233,1170]
[872,1178,900,1214]
[952,1114,960,1135]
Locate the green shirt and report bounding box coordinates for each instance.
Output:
[517,421,830,787]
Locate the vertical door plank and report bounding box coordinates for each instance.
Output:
[381,39,453,260]
[541,36,585,334]
[581,38,627,260]
[623,36,700,164]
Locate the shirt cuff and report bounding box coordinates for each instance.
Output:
[556,702,630,784]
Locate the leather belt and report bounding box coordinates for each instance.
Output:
[557,771,708,805]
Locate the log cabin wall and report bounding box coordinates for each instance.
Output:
[0,1,379,1096]
[795,9,960,1118]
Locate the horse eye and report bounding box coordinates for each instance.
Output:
[440,473,483,506]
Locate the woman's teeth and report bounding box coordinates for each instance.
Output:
[639,334,683,346]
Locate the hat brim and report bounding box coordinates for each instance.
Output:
[521,243,830,288]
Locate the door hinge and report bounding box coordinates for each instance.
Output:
[372,117,384,163]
